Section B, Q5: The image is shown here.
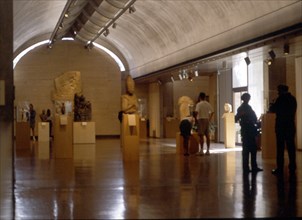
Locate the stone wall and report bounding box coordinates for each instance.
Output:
[14,40,122,135]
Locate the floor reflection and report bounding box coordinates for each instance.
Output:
[242,172,257,218]
[12,138,302,219]
[36,141,50,159]
[277,174,297,217]
[73,144,96,166]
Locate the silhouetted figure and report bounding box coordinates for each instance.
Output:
[61,102,65,115]
[269,84,297,176]
[242,172,257,218]
[276,174,297,217]
[179,116,193,156]
[28,103,36,141]
[194,92,214,155]
[46,109,53,138]
[235,93,263,173]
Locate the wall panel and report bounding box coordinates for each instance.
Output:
[14,41,122,135]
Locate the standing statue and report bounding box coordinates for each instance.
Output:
[121,75,138,114]
[178,96,194,121]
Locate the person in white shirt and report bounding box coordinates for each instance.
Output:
[194,92,214,155]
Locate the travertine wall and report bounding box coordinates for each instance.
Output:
[14,40,122,135]
[173,76,210,118]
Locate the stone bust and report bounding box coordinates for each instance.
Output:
[224,103,232,113]
[121,75,138,114]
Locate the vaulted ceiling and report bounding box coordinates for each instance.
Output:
[13,0,302,83]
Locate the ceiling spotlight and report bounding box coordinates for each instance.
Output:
[283,44,289,55]
[178,72,183,80]
[64,13,69,18]
[222,60,227,69]
[268,50,276,60]
[244,57,251,65]
[157,79,162,85]
[112,23,117,29]
[170,75,175,82]
[103,29,109,37]
[47,43,53,49]
[85,43,94,50]
[265,59,272,66]
[183,70,188,79]
[129,5,136,14]
[59,23,64,29]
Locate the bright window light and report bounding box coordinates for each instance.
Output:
[92,42,125,71]
[62,37,74,41]
[13,40,50,69]
[13,40,126,72]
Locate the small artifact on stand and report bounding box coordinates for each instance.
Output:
[74,93,92,122]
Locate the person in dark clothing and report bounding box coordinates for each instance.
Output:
[28,103,36,141]
[269,84,297,176]
[179,116,193,156]
[235,93,263,173]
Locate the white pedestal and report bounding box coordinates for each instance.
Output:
[38,122,49,142]
[36,142,50,159]
[53,115,73,158]
[74,144,96,162]
[223,113,235,148]
[73,122,96,144]
[121,114,140,162]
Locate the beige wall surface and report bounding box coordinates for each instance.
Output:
[14,41,122,135]
[173,76,210,118]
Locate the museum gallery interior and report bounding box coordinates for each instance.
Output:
[0,0,302,219]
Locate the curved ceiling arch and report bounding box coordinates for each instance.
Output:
[106,0,301,77]
[13,0,302,79]
[13,38,127,72]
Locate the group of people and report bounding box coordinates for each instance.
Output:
[179,92,214,156]
[180,84,297,178]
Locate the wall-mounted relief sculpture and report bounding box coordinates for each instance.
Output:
[52,71,82,101]
[50,71,91,121]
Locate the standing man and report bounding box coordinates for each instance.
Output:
[194,92,214,155]
[28,103,36,141]
[235,93,263,173]
[269,84,297,176]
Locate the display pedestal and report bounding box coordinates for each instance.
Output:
[36,142,50,159]
[73,122,96,144]
[38,122,49,142]
[164,118,179,138]
[121,114,140,162]
[53,115,73,158]
[223,113,235,148]
[261,113,276,159]
[139,119,147,138]
[176,132,199,155]
[16,122,30,149]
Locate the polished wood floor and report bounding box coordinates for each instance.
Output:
[13,138,302,219]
